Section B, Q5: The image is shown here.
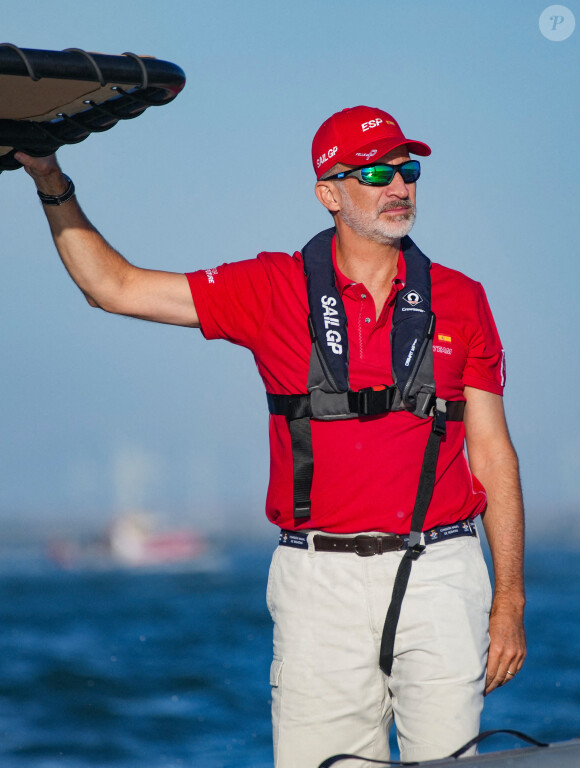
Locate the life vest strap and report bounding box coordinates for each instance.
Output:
[267,392,312,420]
[267,391,465,422]
[379,409,447,676]
[288,417,314,519]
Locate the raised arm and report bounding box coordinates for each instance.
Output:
[463,386,526,694]
[15,152,199,328]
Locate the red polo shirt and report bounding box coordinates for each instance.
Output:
[186,240,505,534]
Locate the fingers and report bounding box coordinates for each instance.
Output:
[13,151,61,179]
[485,653,507,695]
[485,647,526,693]
[485,654,525,694]
[485,637,526,692]
[13,152,70,196]
[486,639,526,684]
[485,612,527,695]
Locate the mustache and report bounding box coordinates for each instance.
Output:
[379,200,415,214]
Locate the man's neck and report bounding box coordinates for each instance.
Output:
[334,223,400,293]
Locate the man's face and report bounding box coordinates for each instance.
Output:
[333,148,417,245]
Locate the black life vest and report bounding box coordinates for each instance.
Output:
[266,227,466,675]
[267,226,464,520]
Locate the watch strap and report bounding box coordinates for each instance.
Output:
[37,175,76,206]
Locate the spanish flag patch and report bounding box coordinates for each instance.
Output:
[438,334,452,342]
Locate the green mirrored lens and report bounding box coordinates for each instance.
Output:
[360,166,395,184]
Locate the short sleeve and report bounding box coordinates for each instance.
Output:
[462,283,506,395]
[186,258,273,350]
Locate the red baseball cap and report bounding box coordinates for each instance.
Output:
[312,106,431,179]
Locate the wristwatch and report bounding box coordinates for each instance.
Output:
[37,175,76,206]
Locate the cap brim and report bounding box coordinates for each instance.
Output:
[339,137,431,166]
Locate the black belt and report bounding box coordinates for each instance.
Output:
[278,520,477,555]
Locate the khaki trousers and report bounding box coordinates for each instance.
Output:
[266,533,492,768]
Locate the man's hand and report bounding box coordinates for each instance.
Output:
[14,151,69,196]
[485,598,526,694]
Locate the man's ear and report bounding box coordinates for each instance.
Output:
[315,179,341,214]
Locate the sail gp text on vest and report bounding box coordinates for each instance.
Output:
[321,295,342,354]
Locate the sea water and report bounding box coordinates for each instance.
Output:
[0,543,578,768]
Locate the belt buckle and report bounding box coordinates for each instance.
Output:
[353,535,379,556]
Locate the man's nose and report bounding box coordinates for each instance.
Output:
[385,171,410,197]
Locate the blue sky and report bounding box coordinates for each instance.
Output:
[1,0,579,541]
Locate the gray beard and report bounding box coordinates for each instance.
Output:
[339,190,416,245]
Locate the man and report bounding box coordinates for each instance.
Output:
[16,105,526,767]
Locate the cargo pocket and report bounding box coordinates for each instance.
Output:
[270,657,284,761]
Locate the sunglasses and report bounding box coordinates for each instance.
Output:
[324,160,421,186]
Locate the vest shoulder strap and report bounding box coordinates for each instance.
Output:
[395,236,436,416]
[303,227,349,394]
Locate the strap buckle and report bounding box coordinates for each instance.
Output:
[431,397,447,436]
[294,501,312,519]
[353,385,394,416]
[407,543,426,560]
[406,530,426,560]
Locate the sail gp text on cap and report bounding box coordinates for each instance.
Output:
[316,145,338,170]
[311,106,431,179]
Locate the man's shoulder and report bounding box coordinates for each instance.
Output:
[257,249,304,270]
[253,249,306,289]
[431,261,482,289]
[430,262,499,330]
[430,262,486,304]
